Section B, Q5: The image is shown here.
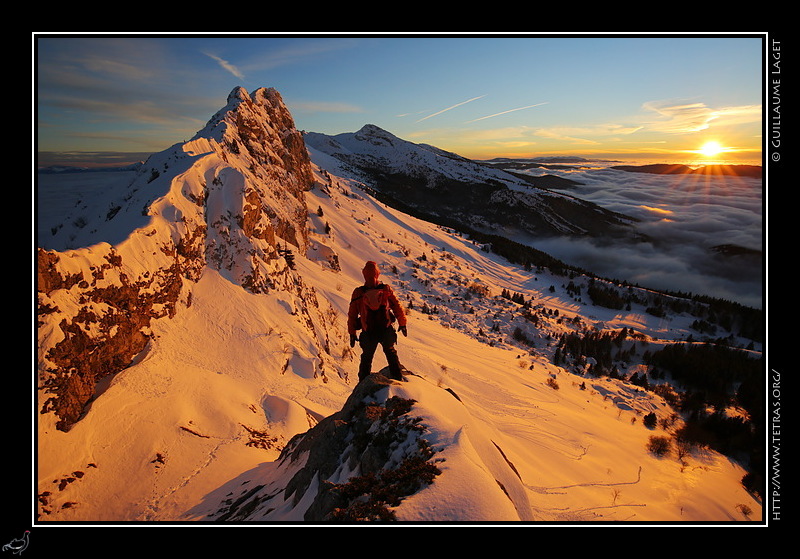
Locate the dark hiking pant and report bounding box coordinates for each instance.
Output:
[358,327,402,380]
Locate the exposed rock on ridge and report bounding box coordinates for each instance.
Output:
[37,87,321,431]
[209,371,443,522]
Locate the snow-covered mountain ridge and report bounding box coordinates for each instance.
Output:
[36,87,763,524]
[304,125,639,240]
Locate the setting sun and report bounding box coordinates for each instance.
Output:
[699,140,725,157]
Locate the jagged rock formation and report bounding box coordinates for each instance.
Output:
[196,86,314,261]
[210,371,443,522]
[37,87,325,432]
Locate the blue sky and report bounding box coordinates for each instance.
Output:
[35,33,765,167]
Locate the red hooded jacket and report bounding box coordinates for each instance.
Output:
[348,261,407,336]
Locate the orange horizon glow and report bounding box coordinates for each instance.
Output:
[460,149,763,167]
[681,139,761,167]
[454,138,761,166]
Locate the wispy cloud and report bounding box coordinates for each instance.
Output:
[200,39,359,81]
[465,102,548,123]
[244,39,359,72]
[707,104,763,128]
[642,99,761,134]
[416,95,486,122]
[204,52,245,79]
[396,110,428,118]
[535,129,601,145]
[533,123,642,145]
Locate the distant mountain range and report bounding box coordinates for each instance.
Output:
[610,163,762,178]
[38,162,144,174]
[304,125,641,241]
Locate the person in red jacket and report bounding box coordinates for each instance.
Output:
[348,261,408,381]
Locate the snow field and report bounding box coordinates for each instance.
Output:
[36,146,761,524]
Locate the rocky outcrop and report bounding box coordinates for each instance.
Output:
[212,372,442,522]
[197,86,314,255]
[37,87,321,432]
[37,244,187,431]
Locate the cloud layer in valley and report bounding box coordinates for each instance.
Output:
[525,165,763,309]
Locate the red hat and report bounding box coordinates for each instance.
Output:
[362,261,380,285]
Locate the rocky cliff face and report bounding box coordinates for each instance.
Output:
[37,87,320,432]
[195,86,314,261]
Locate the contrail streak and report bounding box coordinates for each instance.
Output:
[466,102,549,123]
[416,95,486,122]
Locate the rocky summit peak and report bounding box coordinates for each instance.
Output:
[227,85,250,103]
[199,87,311,184]
[37,86,323,432]
[354,123,400,144]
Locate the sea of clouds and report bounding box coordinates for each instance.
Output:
[524,164,763,310]
[36,163,764,310]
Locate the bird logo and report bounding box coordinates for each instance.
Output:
[2,531,29,555]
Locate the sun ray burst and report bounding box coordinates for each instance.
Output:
[699,140,725,158]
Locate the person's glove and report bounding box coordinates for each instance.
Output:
[350,334,357,347]
[400,325,408,337]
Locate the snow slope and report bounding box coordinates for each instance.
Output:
[37,159,761,524]
[35,89,762,525]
